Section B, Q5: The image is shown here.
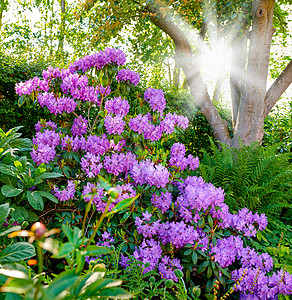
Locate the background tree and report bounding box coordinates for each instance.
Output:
[79,0,292,147]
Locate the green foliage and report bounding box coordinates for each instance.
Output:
[0,178,136,299]
[263,102,292,153]
[0,127,61,221]
[0,53,54,139]
[164,89,232,157]
[198,141,292,219]
[0,242,35,264]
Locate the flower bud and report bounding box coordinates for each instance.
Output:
[31,222,47,239]
[108,187,119,200]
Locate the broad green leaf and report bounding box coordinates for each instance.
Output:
[1,278,33,294]
[0,174,18,186]
[26,191,44,210]
[1,185,23,198]
[98,175,111,191]
[0,226,21,237]
[83,279,123,298]
[0,165,17,177]
[9,138,32,151]
[85,246,111,256]
[62,224,73,242]
[107,194,139,216]
[38,191,58,203]
[0,242,35,263]
[43,270,79,299]
[0,203,10,225]
[97,287,132,299]
[53,242,75,258]
[10,206,28,223]
[37,172,63,180]
[192,251,198,265]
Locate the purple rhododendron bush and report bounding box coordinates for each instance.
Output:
[14,48,292,299]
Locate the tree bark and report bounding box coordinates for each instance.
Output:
[230,29,248,128]
[173,62,180,88]
[233,0,275,147]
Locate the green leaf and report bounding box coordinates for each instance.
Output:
[10,206,28,223]
[97,287,132,299]
[0,226,21,237]
[38,191,58,203]
[62,224,73,242]
[98,175,111,191]
[204,294,216,300]
[83,279,123,297]
[53,242,75,258]
[0,203,10,225]
[0,174,18,186]
[26,191,44,210]
[192,251,198,265]
[1,185,23,197]
[0,165,17,177]
[107,194,139,216]
[207,265,212,279]
[9,138,32,152]
[85,246,111,256]
[0,278,33,294]
[43,270,79,299]
[37,172,63,179]
[0,242,35,263]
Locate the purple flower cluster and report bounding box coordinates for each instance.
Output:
[31,143,56,165]
[71,116,88,136]
[104,115,125,135]
[33,130,60,147]
[169,143,199,171]
[116,69,140,86]
[81,153,103,178]
[31,129,60,165]
[15,76,48,95]
[133,239,162,273]
[232,268,292,299]
[83,134,111,155]
[130,159,170,188]
[225,208,268,237]
[135,214,207,250]
[144,88,166,113]
[69,48,126,73]
[104,97,130,116]
[103,153,136,176]
[38,93,77,115]
[54,180,75,201]
[151,191,172,213]
[158,256,183,282]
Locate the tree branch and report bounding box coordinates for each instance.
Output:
[264,59,292,118]
[149,6,231,144]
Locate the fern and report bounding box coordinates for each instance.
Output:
[198,142,292,221]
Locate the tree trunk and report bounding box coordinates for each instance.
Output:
[173,62,180,88]
[57,0,66,53]
[233,0,275,147]
[148,1,292,147]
